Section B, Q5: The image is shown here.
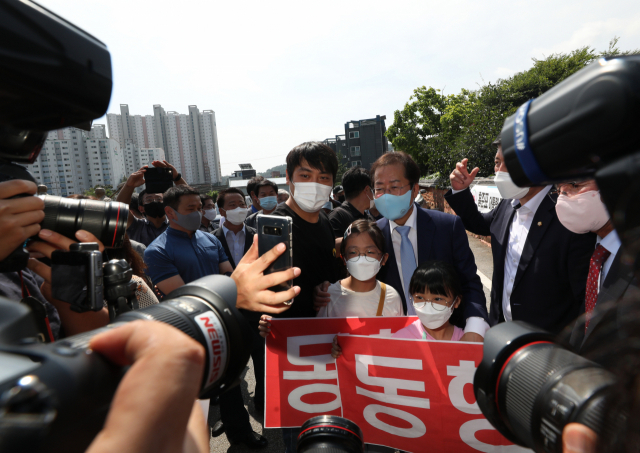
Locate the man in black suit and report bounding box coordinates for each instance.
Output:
[552,179,640,354]
[210,188,266,449]
[445,139,595,335]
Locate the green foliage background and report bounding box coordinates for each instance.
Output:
[385,38,639,187]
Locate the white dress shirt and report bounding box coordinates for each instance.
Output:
[222,223,246,268]
[390,205,490,337]
[596,229,621,291]
[502,185,553,321]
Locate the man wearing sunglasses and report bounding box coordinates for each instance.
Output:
[445,136,596,334]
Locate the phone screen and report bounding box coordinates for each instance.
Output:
[52,263,87,306]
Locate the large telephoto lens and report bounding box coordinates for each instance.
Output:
[297,416,364,453]
[40,195,128,248]
[474,322,616,453]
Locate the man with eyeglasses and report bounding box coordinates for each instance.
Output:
[445,136,595,334]
[553,180,640,354]
[368,151,489,342]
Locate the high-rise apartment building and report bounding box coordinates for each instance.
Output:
[122,140,165,175]
[108,104,222,185]
[324,115,388,170]
[26,127,126,196]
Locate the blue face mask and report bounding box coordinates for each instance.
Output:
[374,190,413,221]
[259,196,277,211]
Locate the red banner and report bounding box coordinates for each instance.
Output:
[336,335,528,452]
[264,316,417,428]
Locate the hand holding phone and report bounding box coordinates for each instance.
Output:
[257,215,293,298]
[144,167,173,194]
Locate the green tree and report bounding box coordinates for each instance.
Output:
[206,190,219,203]
[386,38,639,186]
[84,184,115,198]
[335,151,348,184]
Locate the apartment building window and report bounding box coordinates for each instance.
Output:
[91,146,97,149]
[349,131,359,139]
[351,161,362,167]
[350,146,361,157]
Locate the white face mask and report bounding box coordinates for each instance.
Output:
[366,188,375,211]
[494,171,529,200]
[413,298,456,329]
[345,256,382,281]
[291,182,333,213]
[225,206,248,225]
[203,208,217,221]
[556,191,609,234]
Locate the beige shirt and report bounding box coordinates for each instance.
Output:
[317,280,403,318]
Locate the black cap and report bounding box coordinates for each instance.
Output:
[492,134,502,147]
[333,185,344,194]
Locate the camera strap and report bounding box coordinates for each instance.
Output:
[18,271,54,343]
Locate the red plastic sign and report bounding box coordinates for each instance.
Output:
[264,316,417,428]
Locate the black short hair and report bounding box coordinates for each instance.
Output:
[130,192,140,211]
[286,141,338,183]
[217,188,245,209]
[163,185,200,211]
[409,261,465,327]
[370,151,421,186]
[200,195,214,206]
[342,166,371,200]
[340,219,386,258]
[492,133,502,147]
[255,179,278,196]
[247,176,264,197]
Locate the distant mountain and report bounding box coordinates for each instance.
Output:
[258,164,286,178]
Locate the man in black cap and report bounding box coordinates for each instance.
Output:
[330,184,344,209]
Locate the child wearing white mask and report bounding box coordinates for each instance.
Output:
[393,261,467,341]
[258,220,402,338]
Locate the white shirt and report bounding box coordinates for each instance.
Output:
[317,280,403,318]
[390,204,489,337]
[222,223,246,268]
[502,185,553,321]
[597,229,621,291]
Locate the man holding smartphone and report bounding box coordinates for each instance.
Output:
[116,161,187,247]
[270,141,339,452]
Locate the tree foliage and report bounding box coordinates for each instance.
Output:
[206,190,219,202]
[84,184,115,198]
[336,151,348,184]
[386,38,639,186]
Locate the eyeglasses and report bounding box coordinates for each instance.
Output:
[410,296,455,311]
[373,184,411,197]
[345,249,382,262]
[550,181,593,197]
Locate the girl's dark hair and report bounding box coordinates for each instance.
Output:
[409,261,465,328]
[340,219,386,257]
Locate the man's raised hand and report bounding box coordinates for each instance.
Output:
[449,158,479,191]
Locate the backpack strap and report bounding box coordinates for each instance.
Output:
[376,282,387,316]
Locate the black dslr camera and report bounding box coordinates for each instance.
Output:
[474,55,640,452]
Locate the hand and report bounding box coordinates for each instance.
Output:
[26,229,110,336]
[231,235,301,313]
[87,321,208,453]
[151,160,178,179]
[331,335,342,359]
[449,158,479,191]
[313,281,331,312]
[562,423,597,453]
[0,180,44,261]
[258,314,272,338]
[460,332,484,343]
[126,166,148,188]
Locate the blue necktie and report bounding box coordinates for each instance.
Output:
[396,225,417,316]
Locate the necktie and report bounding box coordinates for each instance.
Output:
[396,225,417,316]
[585,244,611,330]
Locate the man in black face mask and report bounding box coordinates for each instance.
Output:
[117,163,187,247]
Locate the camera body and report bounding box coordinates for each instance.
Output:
[51,243,104,313]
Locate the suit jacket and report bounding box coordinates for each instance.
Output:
[212,225,256,269]
[377,206,489,323]
[445,188,596,334]
[213,225,259,325]
[568,247,640,354]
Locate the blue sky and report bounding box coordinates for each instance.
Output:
[40,0,640,175]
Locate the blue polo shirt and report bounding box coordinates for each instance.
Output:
[144,227,229,287]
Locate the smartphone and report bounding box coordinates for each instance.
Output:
[144,167,173,194]
[51,243,104,312]
[257,214,293,297]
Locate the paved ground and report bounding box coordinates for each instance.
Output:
[209,234,494,452]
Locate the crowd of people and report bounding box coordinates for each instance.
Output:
[0,137,623,453]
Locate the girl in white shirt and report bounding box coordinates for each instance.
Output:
[258,220,403,337]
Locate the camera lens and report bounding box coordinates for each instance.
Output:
[40,195,128,248]
[297,416,364,453]
[474,321,616,452]
[113,274,252,399]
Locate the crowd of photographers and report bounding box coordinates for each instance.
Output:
[1,136,620,453]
